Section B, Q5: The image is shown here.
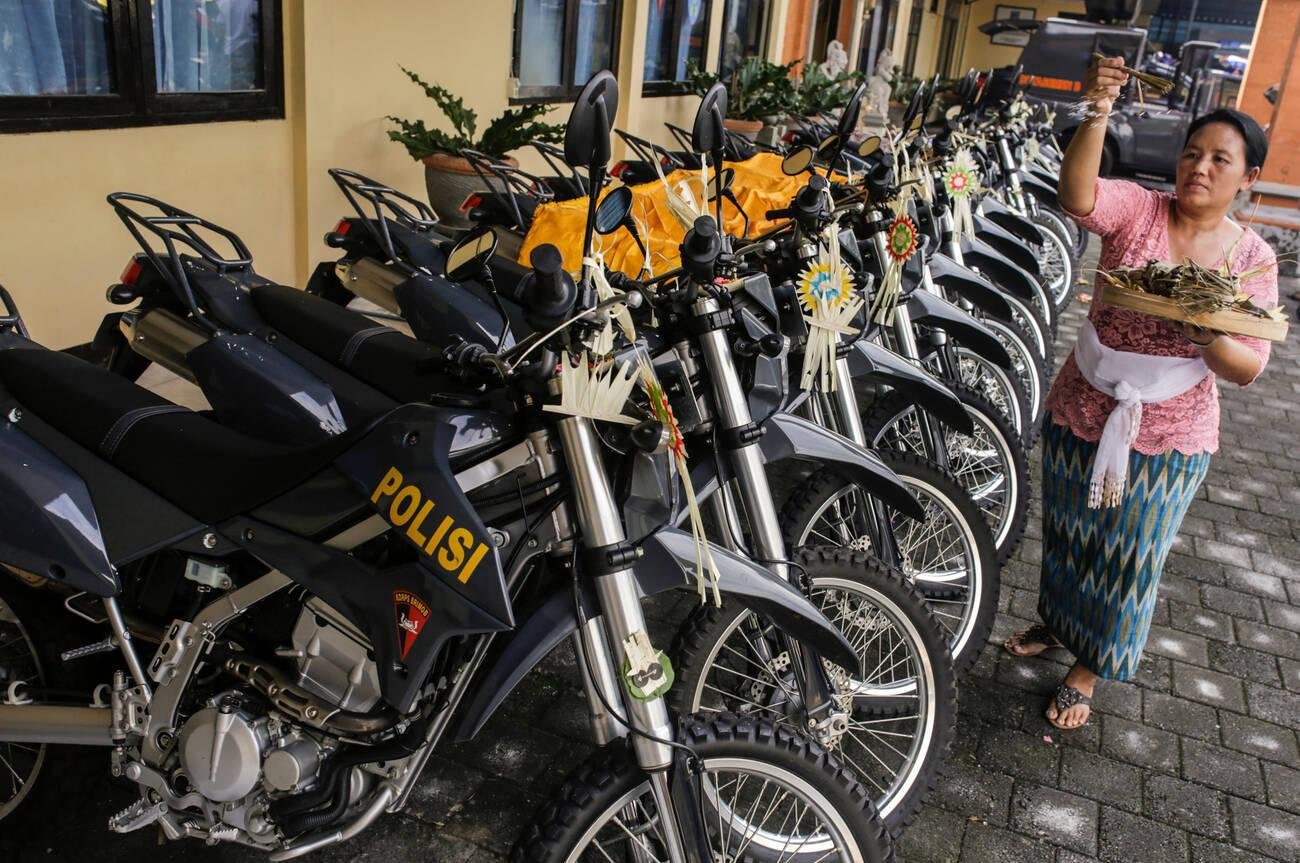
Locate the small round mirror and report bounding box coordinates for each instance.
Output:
[594,185,634,235]
[857,135,882,158]
[705,167,735,202]
[945,105,961,120]
[782,146,815,176]
[909,113,924,132]
[817,134,840,153]
[445,226,499,282]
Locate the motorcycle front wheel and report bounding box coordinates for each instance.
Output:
[513,713,894,863]
[669,550,956,835]
[778,457,1000,673]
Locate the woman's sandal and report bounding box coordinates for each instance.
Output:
[1046,683,1093,730]
[1003,623,1064,657]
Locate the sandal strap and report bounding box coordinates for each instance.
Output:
[1015,624,1062,649]
[1054,684,1093,712]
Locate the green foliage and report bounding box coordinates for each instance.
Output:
[793,64,864,116]
[386,66,565,161]
[686,58,799,122]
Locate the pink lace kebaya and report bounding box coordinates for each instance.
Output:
[1045,178,1279,455]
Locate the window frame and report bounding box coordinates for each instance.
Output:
[510,0,625,104]
[717,0,770,80]
[642,0,715,97]
[0,0,285,134]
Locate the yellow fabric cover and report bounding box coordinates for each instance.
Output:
[517,153,806,277]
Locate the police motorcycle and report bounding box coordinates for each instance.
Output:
[81,76,953,839]
[309,92,970,831]
[0,73,899,862]
[945,71,1077,315]
[838,79,1050,449]
[682,87,1003,668]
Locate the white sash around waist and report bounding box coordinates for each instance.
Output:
[1072,318,1210,508]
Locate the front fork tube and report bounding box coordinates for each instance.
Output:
[807,360,904,569]
[889,304,950,470]
[557,417,689,863]
[694,299,833,718]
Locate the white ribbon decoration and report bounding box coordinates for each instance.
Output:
[1072,319,1209,508]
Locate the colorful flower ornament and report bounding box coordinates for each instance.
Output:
[945,148,980,243]
[797,220,863,392]
[887,214,918,262]
[870,207,919,327]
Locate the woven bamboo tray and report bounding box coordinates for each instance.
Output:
[1096,282,1289,342]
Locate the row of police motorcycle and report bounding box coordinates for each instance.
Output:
[0,68,1078,861]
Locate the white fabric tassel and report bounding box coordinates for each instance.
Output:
[1088,382,1143,508]
[1071,319,1210,509]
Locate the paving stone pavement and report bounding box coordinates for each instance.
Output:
[8,248,1300,863]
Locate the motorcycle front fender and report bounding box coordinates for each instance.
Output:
[973,214,1041,277]
[960,236,1040,302]
[907,290,1013,369]
[1019,171,1060,209]
[448,526,861,741]
[977,197,1045,245]
[760,412,924,519]
[927,252,1014,320]
[846,340,973,434]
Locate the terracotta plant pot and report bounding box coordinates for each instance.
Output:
[723,117,764,141]
[421,152,518,228]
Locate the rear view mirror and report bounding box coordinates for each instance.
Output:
[910,113,924,132]
[705,167,735,202]
[782,147,815,176]
[817,134,840,154]
[692,83,728,155]
[857,136,881,158]
[594,186,634,235]
[564,70,619,171]
[835,84,866,140]
[445,226,498,282]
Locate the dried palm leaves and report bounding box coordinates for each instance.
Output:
[1098,259,1286,322]
[1090,53,1175,101]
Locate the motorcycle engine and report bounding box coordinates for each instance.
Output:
[289,596,381,713]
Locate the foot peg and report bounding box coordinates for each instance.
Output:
[62,638,117,661]
[109,798,166,833]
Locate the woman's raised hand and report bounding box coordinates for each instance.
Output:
[1084,56,1129,116]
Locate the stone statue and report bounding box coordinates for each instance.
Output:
[820,40,849,79]
[866,47,895,124]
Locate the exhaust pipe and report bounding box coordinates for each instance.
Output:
[334,259,404,314]
[0,704,115,746]
[119,308,206,384]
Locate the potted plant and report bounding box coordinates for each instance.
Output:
[387,66,564,224]
[793,64,864,118]
[686,58,798,139]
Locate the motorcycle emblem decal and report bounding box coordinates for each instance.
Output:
[371,467,492,584]
[393,589,431,660]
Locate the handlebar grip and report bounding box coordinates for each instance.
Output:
[765,207,793,221]
[517,243,578,326]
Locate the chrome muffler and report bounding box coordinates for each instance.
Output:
[119,308,206,384]
[334,258,404,313]
[0,704,115,745]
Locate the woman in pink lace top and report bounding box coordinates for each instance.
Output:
[1004,56,1277,731]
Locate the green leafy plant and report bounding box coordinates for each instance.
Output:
[793,64,864,116]
[387,66,564,161]
[686,58,798,122]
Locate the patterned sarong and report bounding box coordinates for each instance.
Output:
[1038,419,1210,680]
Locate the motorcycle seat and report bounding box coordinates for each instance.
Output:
[0,346,361,525]
[250,284,473,406]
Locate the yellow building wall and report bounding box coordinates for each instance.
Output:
[955,0,1089,74]
[0,0,305,354]
[0,0,761,349]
